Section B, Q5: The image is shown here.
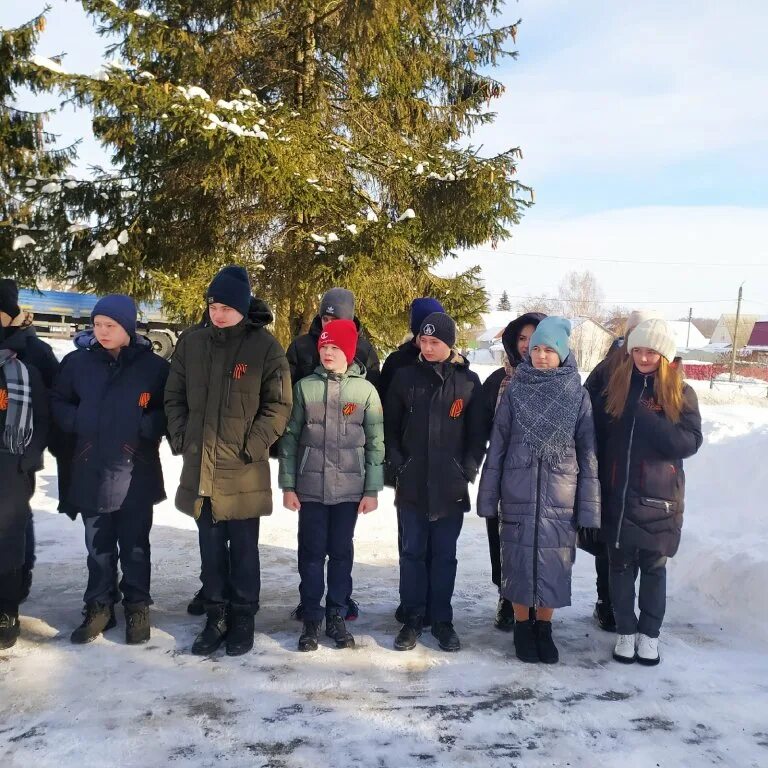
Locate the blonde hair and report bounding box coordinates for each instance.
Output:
[605,355,684,423]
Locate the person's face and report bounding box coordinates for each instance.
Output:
[209,302,244,328]
[319,343,348,373]
[93,315,130,351]
[632,347,662,374]
[420,335,451,362]
[531,345,561,370]
[516,323,536,359]
[321,314,337,328]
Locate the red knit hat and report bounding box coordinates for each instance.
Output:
[318,319,358,365]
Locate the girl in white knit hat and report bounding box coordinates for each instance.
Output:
[596,319,703,666]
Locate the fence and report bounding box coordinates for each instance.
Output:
[682,361,768,397]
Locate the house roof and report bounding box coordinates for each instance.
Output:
[664,321,709,350]
[747,320,768,348]
[715,314,760,346]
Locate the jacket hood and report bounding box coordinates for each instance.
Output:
[244,296,274,329]
[501,312,547,364]
[74,329,152,354]
[0,320,38,351]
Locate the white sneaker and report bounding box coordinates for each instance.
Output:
[636,633,660,666]
[613,633,637,664]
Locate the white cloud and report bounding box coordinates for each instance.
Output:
[439,206,768,318]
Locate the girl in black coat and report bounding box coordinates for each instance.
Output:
[598,319,702,666]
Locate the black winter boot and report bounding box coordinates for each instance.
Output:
[395,603,431,628]
[0,612,20,650]
[513,618,539,663]
[394,616,423,651]
[226,605,255,656]
[70,603,117,644]
[534,620,559,664]
[345,598,359,622]
[125,603,151,645]
[187,589,206,616]
[593,600,617,632]
[431,621,461,652]
[192,604,228,656]
[298,620,320,652]
[494,597,515,632]
[326,613,355,649]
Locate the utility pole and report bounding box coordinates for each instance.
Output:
[686,307,692,348]
[729,284,744,382]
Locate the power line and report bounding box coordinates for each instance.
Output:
[469,247,768,269]
[485,291,740,305]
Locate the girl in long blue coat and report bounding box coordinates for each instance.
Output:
[51,295,169,646]
[478,317,601,664]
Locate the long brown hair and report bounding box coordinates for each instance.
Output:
[605,355,684,422]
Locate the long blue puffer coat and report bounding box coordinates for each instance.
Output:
[477,379,601,609]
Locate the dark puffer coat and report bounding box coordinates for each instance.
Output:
[286,315,380,387]
[597,368,702,557]
[164,298,291,521]
[477,364,600,609]
[0,317,59,390]
[50,332,169,515]
[377,338,420,403]
[384,353,488,520]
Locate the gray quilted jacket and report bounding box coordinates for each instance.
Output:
[477,386,600,608]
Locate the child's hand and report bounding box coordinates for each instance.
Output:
[358,496,378,514]
[283,491,301,511]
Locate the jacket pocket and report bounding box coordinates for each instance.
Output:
[357,447,365,477]
[73,441,93,463]
[298,446,311,475]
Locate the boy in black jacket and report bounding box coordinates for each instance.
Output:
[384,312,487,652]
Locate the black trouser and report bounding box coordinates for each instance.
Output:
[399,505,463,624]
[608,545,667,638]
[298,501,358,622]
[24,513,35,573]
[485,517,502,590]
[0,569,23,616]
[595,549,611,603]
[399,506,433,612]
[82,504,153,606]
[196,499,260,611]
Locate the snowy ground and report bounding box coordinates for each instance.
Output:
[3,359,768,767]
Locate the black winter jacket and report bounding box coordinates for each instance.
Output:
[0,320,59,390]
[377,338,420,403]
[286,315,380,387]
[384,353,488,519]
[598,368,703,557]
[50,333,169,515]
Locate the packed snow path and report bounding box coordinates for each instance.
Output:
[3,395,767,767]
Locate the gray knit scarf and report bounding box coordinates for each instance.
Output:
[0,350,34,455]
[509,358,583,467]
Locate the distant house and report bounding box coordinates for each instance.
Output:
[473,311,520,350]
[746,317,768,360]
[664,321,709,353]
[710,314,760,348]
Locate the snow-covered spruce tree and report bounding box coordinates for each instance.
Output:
[497,289,511,311]
[0,12,79,285]
[44,0,532,346]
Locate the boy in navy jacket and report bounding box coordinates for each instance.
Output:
[51,295,169,645]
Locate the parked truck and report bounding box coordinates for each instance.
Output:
[17,288,183,359]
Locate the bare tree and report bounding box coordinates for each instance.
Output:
[516,295,560,316]
[558,270,604,319]
[603,305,629,335]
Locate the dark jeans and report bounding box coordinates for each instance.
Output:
[595,550,611,604]
[196,499,260,610]
[608,546,667,638]
[0,569,23,615]
[82,505,153,607]
[399,506,433,612]
[399,505,463,624]
[298,501,358,622]
[485,516,501,590]
[24,514,35,572]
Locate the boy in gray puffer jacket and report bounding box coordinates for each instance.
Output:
[478,317,601,664]
[279,319,384,652]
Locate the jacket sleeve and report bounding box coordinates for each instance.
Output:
[363,384,385,494]
[140,360,170,443]
[383,370,407,479]
[377,353,395,403]
[35,340,60,390]
[480,368,503,443]
[20,364,49,472]
[634,385,703,460]
[575,390,601,529]
[583,360,605,402]
[277,382,304,490]
[364,343,381,387]
[286,339,299,386]
[163,336,189,455]
[49,352,80,434]
[462,373,489,482]
[476,387,513,518]
[246,338,292,458]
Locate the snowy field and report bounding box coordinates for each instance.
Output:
[3,354,768,767]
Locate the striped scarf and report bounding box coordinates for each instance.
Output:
[0,350,34,455]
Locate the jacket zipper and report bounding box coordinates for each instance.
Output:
[533,458,542,608]
[641,497,672,513]
[614,375,648,549]
[299,446,310,475]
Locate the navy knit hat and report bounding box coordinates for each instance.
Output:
[529,316,571,363]
[409,297,444,335]
[420,311,456,349]
[206,265,251,317]
[92,294,137,335]
[0,278,20,319]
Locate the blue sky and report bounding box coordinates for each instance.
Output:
[5,0,768,319]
